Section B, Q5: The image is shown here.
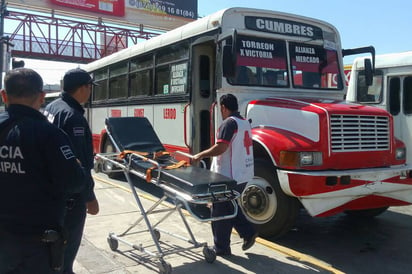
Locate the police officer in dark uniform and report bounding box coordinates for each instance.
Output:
[44,68,99,274]
[0,68,86,273]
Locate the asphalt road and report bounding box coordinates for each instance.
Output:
[77,173,412,273]
[274,206,412,274]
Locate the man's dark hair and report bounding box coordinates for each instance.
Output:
[220,93,238,112]
[4,68,43,98]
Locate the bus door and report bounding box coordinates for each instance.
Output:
[190,40,216,161]
[388,75,412,164]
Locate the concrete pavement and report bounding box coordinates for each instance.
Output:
[73,173,343,273]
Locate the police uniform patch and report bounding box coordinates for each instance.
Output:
[73,127,85,136]
[60,145,75,159]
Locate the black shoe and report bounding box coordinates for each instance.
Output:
[214,247,232,256]
[242,232,258,251]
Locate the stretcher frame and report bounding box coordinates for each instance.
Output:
[94,117,239,274]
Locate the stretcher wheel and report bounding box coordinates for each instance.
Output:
[107,235,118,251]
[158,260,172,274]
[93,160,102,173]
[202,246,216,263]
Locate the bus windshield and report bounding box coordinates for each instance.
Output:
[229,35,342,90]
[356,69,383,103]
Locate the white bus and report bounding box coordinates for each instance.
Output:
[83,7,412,238]
[347,51,412,166]
[44,91,61,104]
[1,89,61,112]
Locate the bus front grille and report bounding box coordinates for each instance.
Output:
[330,115,390,152]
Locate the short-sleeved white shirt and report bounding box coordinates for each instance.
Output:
[211,114,254,183]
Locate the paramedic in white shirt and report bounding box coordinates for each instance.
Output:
[193,93,258,256]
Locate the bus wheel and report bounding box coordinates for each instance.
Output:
[102,138,123,180]
[240,158,300,239]
[344,206,389,218]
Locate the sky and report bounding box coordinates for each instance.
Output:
[12,0,412,85]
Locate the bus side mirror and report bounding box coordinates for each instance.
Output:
[219,29,237,78]
[222,45,236,78]
[364,58,373,86]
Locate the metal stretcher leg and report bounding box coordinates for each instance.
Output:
[99,154,218,274]
[95,117,242,272]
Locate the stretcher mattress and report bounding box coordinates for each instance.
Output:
[105,117,237,196]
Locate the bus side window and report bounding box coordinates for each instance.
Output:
[155,42,189,95]
[130,55,153,97]
[93,69,108,101]
[156,66,170,95]
[109,62,128,99]
[389,77,400,115]
[403,76,412,114]
[130,70,152,97]
[199,55,210,98]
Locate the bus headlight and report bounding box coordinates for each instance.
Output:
[280,151,323,167]
[395,147,406,160]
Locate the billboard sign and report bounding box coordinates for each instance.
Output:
[8,0,197,30]
[127,0,197,20]
[50,0,126,17]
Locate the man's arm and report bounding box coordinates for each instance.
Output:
[193,117,236,162]
[193,142,229,162]
[47,128,86,197]
[65,117,98,206]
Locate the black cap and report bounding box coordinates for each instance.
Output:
[63,68,97,92]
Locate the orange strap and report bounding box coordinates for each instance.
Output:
[153,151,170,159]
[117,150,169,160]
[117,150,188,183]
[146,167,155,182]
[118,150,148,160]
[145,160,189,183]
[164,160,188,170]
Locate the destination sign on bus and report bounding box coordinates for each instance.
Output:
[245,16,323,40]
[170,63,187,94]
[290,43,338,73]
[236,36,286,69]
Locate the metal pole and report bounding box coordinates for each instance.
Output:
[0,0,6,89]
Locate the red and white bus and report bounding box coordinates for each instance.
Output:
[82,7,412,238]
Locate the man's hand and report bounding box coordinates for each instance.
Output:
[86,199,99,215]
[192,153,202,164]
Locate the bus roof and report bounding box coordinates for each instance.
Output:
[82,7,339,73]
[45,91,61,97]
[352,51,412,70]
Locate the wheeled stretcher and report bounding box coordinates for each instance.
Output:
[94,117,239,274]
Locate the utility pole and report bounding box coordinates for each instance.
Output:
[0,0,9,89]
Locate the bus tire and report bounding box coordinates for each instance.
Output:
[102,138,124,180]
[240,158,300,239]
[344,206,389,218]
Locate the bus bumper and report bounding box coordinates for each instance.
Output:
[277,165,412,216]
